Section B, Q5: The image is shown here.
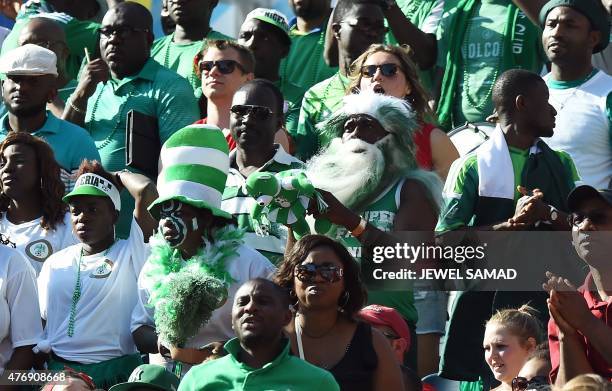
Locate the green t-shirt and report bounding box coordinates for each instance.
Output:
[436,0,544,128]
[294,72,349,161]
[335,178,418,324]
[436,147,580,232]
[1,0,99,81]
[84,58,200,238]
[274,78,306,138]
[221,146,304,265]
[150,30,233,94]
[178,338,340,391]
[280,20,338,91]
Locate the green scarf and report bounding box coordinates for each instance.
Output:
[436,1,537,130]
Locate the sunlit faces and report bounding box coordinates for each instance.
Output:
[483,323,534,385]
[158,199,200,248]
[0,143,39,199]
[359,51,411,99]
[293,246,345,310]
[201,47,252,100]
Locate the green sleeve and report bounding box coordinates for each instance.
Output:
[435,0,459,69]
[435,155,479,232]
[285,101,300,139]
[294,91,320,161]
[319,372,341,391]
[555,150,581,186]
[156,77,200,143]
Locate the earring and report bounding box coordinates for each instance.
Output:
[338,291,350,312]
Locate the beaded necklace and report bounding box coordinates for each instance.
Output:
[462,4,511,111]
[67,243,114,337]
[163,32,209,88]
[87,82,136,151]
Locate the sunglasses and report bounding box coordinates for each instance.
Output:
[342,18,389,35]
[199,59,246,75]
[568,210,610,227]
[295,263,344,283]
[361,63,400,78]
[99,26,149,39]
[512,376,549,391]
[230,104,274,121]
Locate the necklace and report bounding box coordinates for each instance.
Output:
[67,243,113,337]
[294,314,350,370]
[462,4,511,111]
[163,31,210,88]
[87,82,136,151]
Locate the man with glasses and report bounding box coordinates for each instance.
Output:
[544,185,612,386]
[221,79,303,265]
[193,40,254,149]
[63,2,199,238]
[238,8,306,139]
[294,0,387,161]
[150,0,231,96]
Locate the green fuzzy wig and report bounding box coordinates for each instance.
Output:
[143,226,244,347]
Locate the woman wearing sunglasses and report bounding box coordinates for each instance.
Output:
[275,235,404,391]
[483,305,544,391]
[348,44,458,180]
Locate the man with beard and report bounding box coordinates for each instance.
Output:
[0,44,99,191]
[295,0,387,161]
[238,8,306,138]
[539,0,611,189]
[150,0,231,96]
[281,0,337,91]
[543,186,612,385]
[63,2,199,238]
[306,91,443,367]
[177,279,339,390]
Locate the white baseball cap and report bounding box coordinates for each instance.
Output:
[0,44,58,76]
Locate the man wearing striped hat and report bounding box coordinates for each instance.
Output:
[131,124,275,377]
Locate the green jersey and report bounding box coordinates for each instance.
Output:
[221,145,304,265]
[280,18,338,91]
[336,178,418,324]
[1,0,100,81]
[151,30,233,94]
[436,147,580,232]
[274,79,306,138]
[294,72,349,161]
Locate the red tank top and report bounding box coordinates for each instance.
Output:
[413,123,435,170]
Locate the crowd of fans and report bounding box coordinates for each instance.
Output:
[0,0,610,390]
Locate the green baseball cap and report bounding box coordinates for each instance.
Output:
[242,8,291,45]
[63,173,122,211]
[108,365,179,391]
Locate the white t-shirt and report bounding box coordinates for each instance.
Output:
[0,213,78,276]
[544,70,612,189]
[37,218,149,364]
[131,242,275,372]
[0,246,43,373]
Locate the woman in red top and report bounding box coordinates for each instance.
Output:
[348,44,458,180]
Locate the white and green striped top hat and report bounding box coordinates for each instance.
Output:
[148,124,232,220]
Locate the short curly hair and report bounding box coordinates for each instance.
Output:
[274,235,367,318]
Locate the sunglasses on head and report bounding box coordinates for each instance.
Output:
[230,104,274,120]
[295,263,344,283]
[199,59,246,75]
[568,210,610,227]
[512,376,549,391]
[361,63,400,78]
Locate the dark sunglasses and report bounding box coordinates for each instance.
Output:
[512,376,549,391]
[295,263,344,283]
[342,18,389,35]
[568,210,610,227]
[361,63,400,78]
[199,59,246,75]
[230,104,274,121]
[99,26,149,39]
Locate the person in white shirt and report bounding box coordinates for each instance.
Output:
[0,132,78,275]
[0,242,43,374]
[36,160,158,390]
[130,124,275,378]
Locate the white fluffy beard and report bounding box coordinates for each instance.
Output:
[306,138,385,209]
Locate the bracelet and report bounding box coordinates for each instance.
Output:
[351,217,368,237]
[68,98,85,115]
